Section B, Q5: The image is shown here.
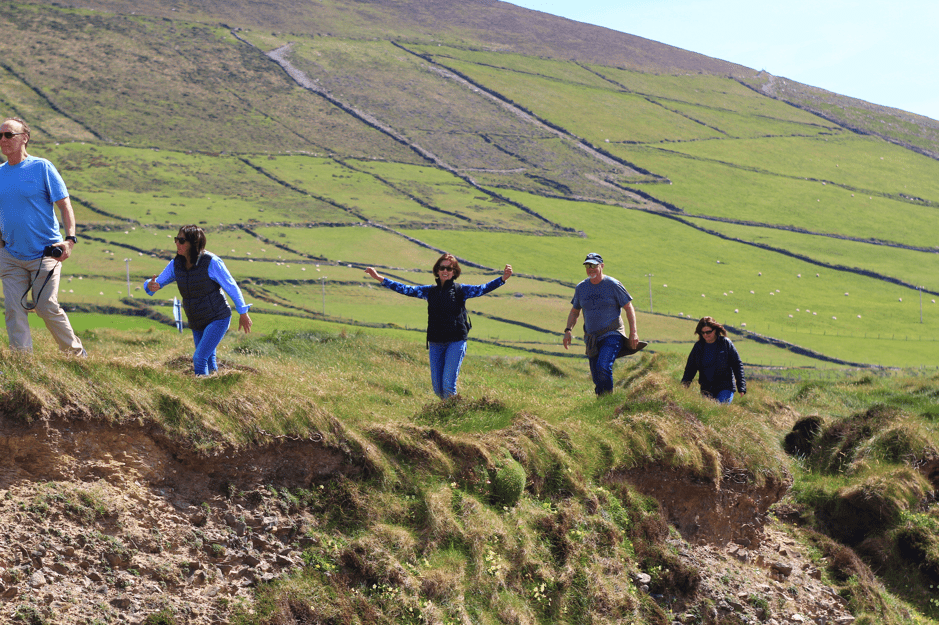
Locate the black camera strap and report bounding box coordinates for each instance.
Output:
[21,261,58,311]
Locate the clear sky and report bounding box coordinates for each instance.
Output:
[508,0,939,122]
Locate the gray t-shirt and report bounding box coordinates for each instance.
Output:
[571,275,633,335]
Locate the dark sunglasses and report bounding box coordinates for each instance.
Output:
[0,132,25,139]
[174,236,188,244]
[437,265,454,272]
[701,328,715,335]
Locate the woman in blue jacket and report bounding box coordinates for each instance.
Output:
[145,225,252,376]
[365,254,512,398]
[681,316,746,404]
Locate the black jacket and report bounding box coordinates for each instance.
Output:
[425,280,471,343]
[681,336,746,396]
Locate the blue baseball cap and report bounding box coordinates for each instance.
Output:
[583,253,603,265]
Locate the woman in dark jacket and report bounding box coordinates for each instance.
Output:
[365,254,512,398]
[681,316,745,404]
[145,225,252,376]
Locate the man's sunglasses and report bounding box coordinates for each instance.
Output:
[0,132,25,139]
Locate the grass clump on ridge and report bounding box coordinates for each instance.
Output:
[772,371,939,621]
[0,328,340,450]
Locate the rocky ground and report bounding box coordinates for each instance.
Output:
[1,415,863,624]
[0,477,315,623]
[670,525,859,625]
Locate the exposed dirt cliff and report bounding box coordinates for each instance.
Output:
[0,414,858,624]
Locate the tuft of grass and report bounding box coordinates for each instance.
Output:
[489,455,526,508]
[11,605,51,625]
[416,395,515,433]
[142,607,178,625]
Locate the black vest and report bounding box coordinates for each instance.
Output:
[426,280,470,343]
[175,252,231,331]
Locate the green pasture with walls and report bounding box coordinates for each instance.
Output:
[4,31,938,370]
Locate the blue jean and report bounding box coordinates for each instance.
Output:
[428,341,467,399]
[191,317,230,376]
[589,333,626,395]
[715,390,735,404]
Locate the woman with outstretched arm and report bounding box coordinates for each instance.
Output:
[365,254,512,398]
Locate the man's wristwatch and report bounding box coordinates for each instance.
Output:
[65,235,78,244]
[564,328,572,333]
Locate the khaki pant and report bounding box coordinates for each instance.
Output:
[0,247,84,354]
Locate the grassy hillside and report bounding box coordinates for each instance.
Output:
[3,1,939,369]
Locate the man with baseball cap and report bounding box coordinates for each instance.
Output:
[563,253,641,395]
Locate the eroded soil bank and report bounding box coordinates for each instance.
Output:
[612,464,791,548]
[0,415,855,625]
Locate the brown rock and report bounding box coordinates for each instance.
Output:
[110,594,133,609]
[51,562,70,575]
[104,550,131,569]
[770,561,793,576]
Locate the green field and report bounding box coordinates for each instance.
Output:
[1,2,938,369]
[4,139,936,368]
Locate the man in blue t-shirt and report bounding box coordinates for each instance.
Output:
[0,118,85,355]
[563,253,639,395]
